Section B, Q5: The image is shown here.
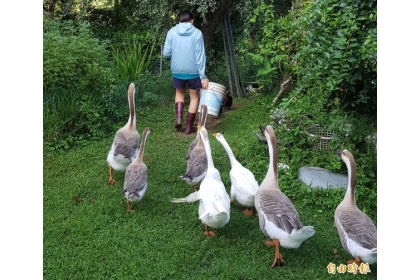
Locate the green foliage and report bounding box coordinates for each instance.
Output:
[43,16,116,150]
[293,0,377,115]
[249,0,377,116]
[43,87,115,151]
[248,1,303,92]
[43,16,114,92]
[110,32,157,82]
[136,70,174,108]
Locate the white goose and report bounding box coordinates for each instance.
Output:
[213,132,259,216]
[121,127,151,212]
[107,83,140,185]
[334,149,377,265]
[172,126,230,237]
[255,125,315,267]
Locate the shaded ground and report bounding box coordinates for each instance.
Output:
[194,103,239,131]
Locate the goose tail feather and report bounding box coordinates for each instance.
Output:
[171,192,200,203]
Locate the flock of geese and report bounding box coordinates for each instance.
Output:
[106,83,377,268]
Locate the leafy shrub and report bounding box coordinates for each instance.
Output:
[136,70,174,108]
[43,16,115,149]
[249,0,377,117]
[110,32,157,82]
[43,16,114,93]
[292,0,377,116]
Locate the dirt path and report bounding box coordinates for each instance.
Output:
[199,103,239,131]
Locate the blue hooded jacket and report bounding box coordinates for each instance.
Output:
[163,22,207,80]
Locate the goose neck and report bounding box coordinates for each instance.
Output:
[203,138,214,169]
[128,89,136,128]
[219,139,236,164]
[344,157,356,206]
[267,133,278,180]
[136,130,150,162]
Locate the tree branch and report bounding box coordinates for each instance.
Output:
[273,78,290,103]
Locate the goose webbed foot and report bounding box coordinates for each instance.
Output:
[126,200,135,212]
[264,239,285,267]
[108,166,117,185]
[204,225,216,237]
[347,257,362,266]
[242,208,253,216]
[347,257,362,273]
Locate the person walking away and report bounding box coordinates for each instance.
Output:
[163,10,209,135]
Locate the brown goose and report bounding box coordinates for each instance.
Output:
[121,127,151,212]
[185,105,208,161]
[180,124,207,193]
[107,83,140,185]
[255,125,315,268]
[181,105,208,192]
[334,149,377,265]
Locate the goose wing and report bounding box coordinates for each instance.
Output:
[258,192,303,235]
[122,164,147,198]
[183,146,207,180]
[336,209,377,250]
[230,166,258,195]
[185,138,198,160]
[113,130,140,159]
[199,177,230,217]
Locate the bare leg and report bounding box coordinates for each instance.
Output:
[188,89,200,113]
[108,166,116,185]
[175,88,185,103]
[264,239,285,267]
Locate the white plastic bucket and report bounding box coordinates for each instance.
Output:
[198,82,226,117]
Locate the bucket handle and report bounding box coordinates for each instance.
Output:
[205,87,224,106]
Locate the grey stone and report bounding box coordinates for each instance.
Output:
[298,166,347,189]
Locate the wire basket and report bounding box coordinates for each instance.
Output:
[306,124,335,151]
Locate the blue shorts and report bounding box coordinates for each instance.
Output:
[172,77,202,90]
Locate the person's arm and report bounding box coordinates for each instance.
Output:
[195,32,207,80]
[162,31,172,58]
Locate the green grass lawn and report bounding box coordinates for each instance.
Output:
[43,97,377,279]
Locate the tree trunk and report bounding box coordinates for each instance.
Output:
[43,0,58,18]
[201,0,235,53]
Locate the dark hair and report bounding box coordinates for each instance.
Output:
[179,11,194,23]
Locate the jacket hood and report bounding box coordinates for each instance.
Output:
[174,22,196,36]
